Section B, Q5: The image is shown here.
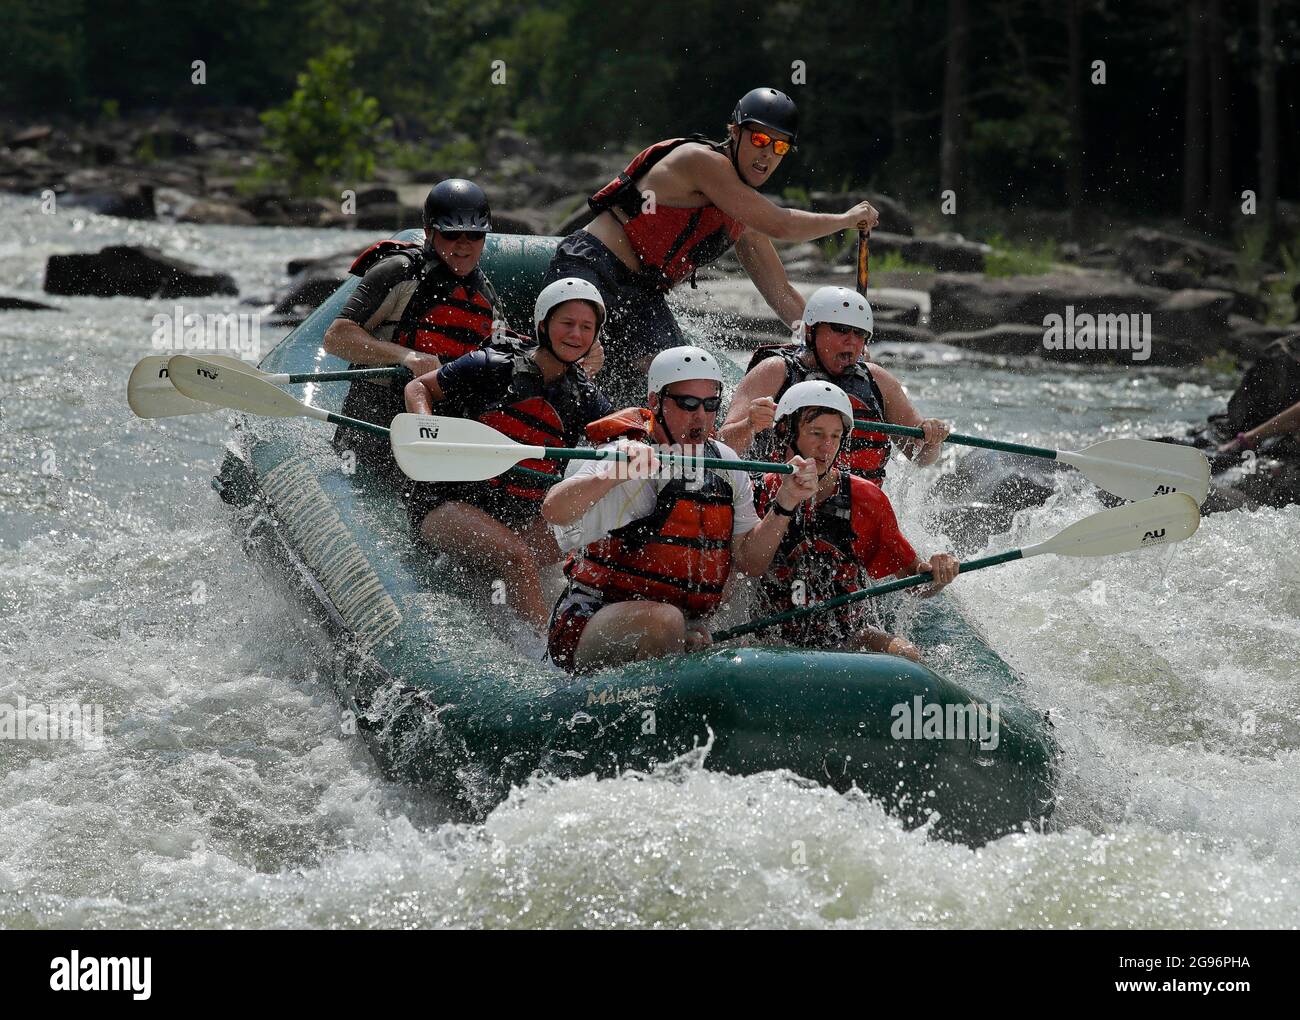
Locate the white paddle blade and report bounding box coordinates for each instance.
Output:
[127,356,217,418]
[166,355,304,417]
[1061,438,1211,505]
[1033,492,1200,559]
[127,355,259,418]
[390,413,547,483]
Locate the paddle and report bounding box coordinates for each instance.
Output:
[390,413,796,483]
[853,419,1210,505]
[712,492,1200,642]
[165,354,390,438]
[856,227,870,295]
[127,354,411,420]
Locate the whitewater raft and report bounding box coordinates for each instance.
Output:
[213,232,1057,844]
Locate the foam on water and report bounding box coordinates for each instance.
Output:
[3,195,1298,927]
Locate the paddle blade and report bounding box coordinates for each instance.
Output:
[390,413,541,482]
[1061,438,1211,505]
[166,354,305,418]
[127,354,257,418]
[1032,492,1200,559]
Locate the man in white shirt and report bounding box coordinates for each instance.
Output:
[541,346,817,673]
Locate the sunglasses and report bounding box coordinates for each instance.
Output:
[825,324,870,341]
[437,230,486,242]
[663,393,722,413]
[747,130,792,156]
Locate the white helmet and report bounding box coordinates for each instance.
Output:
[775,379,854,434]
[647,345,723,396]
[534,277,606,342]
[800,286,874,340]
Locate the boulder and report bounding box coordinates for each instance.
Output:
[1224,315,1298,362]
[1119,227,1240,279]
[178,199,258,226]
[936,324,1049,357]
[271,251,356,320]
[855,231,989,273]
[61,181,156,219]
[555,202,594,237]
[0,295,59,311]
[491,208,549,236]
[930,272,1164,334]
[9,125,53,148]
[353,202,422,231]
[44,245,238,299]
[1151,288,1234,341]
[1222,334,1300,434]
[808,191,915,236]
[872,321,936,345]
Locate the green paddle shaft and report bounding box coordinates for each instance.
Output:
[856,419,1057,459]
[289,365,412,384]
[538,446,794,475]
[711,550,1023,642]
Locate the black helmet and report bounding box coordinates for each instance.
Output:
[731,87,799,143]
[423,179,491,233]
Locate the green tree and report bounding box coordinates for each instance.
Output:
[257,46,391,195]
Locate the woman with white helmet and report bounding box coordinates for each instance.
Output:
[541,345,819,673]
[399,277,613,632]
[720,285,951,484]
[752,380,960,661]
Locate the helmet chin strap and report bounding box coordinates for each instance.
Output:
[654,392,677,447]
[806,326,839,379]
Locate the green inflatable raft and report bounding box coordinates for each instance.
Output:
[213,232,1058,844]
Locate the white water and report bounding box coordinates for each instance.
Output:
[2,194,1297,928]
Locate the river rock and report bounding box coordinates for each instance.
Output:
[930,273,1163,333]
[353,202,421,231]
[0,295,60,310]
[1152,288,1234,341]
[838,231,988,273]
[491,208,548,236]
[44,245,237,299]
[808,191,914,236]
[1222,334,1300,434]
[1120,227,1240,279]
[872,321,936,345]
[178,198,258,226]
[270,251,355,320]
[60,180,156,219]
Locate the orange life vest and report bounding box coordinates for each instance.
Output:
[566,438,736,616]
[747,344,891,482]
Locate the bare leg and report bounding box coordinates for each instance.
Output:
[847,624,922,663]
[419,502,549,631]
[519,514,562,566]
[573,600,686,673]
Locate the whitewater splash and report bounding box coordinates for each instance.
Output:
[2,193,1298,928]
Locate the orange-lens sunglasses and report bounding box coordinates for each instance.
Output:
[748,130,792,156]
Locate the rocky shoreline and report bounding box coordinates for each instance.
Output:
[4,111,1299,512]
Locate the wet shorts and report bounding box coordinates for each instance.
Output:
[403,479,540,536]
[541,230,685,404]
[546,582,609,673]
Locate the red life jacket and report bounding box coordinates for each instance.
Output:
[451,340,600,504]
[349,239,499,360]
[754,471,862,616]
[566,439,736,616]
[746,344,892,483]
[588,136,746,291]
